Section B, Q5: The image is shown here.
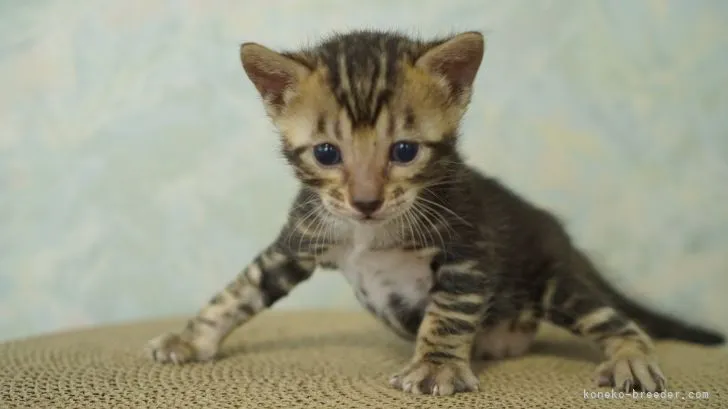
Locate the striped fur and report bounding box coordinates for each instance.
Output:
[147,29,724,396]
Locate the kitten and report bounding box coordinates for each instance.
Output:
[146,30,725,396]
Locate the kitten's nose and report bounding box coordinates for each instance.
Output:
[351,199,383,216]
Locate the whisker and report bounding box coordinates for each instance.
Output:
[310,207,331,256]
[418,192,473,227]
[407,206,429,248]
[411,201,446,250]
[415,199,457,240]
[402,207,419,248]
[411,202,435,246]
[286,203,321,250]
[296,207,322,254]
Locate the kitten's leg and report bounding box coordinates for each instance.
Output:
[471,311,539,360]
[389,259,489,396]
[146,244,315,364]
[542,270,666,392]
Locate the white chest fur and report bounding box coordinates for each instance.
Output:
[320,225,434,336]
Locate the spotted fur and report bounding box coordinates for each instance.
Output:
[147,29,725,396]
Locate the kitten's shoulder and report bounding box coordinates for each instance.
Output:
[459,165,527,204]
[459,164,563,226]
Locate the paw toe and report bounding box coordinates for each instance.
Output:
[594,355,666,393]
[390,360,479,396]
[146,333,197,364]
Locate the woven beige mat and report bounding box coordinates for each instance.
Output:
[1,310,725,408]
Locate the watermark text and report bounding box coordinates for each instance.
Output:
[583,389,710,400]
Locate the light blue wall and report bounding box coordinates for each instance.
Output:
[1,1,727,341]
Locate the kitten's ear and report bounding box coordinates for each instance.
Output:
[240,43,310,113]
[415,31,485,99]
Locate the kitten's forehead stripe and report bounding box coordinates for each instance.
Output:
[364,53,382,117]
[335,53,357,125]
[316,115,325,134]
[370,52,388,121]
[387,108,396,137]
[308,31,423,128]
[405,107,415,129]
[333,116,342,140]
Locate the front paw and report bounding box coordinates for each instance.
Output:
[594,352,666,392]
[389,359,480,396]
[145,332,216,364]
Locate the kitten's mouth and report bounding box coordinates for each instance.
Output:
[354,214,385,224]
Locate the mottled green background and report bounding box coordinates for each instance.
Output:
[1,1,727,341]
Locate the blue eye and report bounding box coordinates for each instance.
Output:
[313,143,341,166]
[390,141,419,164]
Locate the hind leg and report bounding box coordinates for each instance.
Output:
[472,311,540,360]
[541,274,666,392]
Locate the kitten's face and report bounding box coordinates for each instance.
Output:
[241,31,484,225]
[275,66,456,223]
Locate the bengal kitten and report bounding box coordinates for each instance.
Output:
[146,30,725,396]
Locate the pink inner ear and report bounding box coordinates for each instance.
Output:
[440,57,478,89]
[247,63,290,107]
[432,50,481,96]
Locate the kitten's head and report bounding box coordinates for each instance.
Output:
[240,30,484,224]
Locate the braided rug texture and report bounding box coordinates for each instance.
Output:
[1,311,726,408]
